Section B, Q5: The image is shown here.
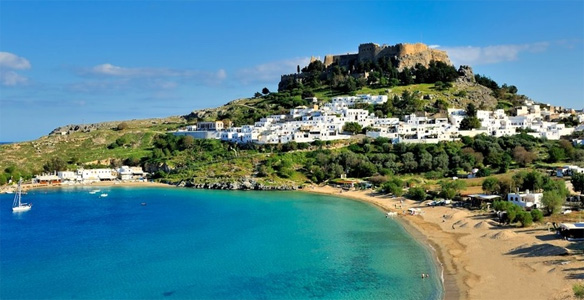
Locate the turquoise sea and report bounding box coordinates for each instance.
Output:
[1,187,442,299]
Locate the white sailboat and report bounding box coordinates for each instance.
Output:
[12,179,32,212]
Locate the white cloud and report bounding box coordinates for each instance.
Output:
[83,63,227,81]
[0,52,31,70]
[440,42,549,66]
[72,63,227,92]
[0,70,29,86]
[0,52,31,86]
[236,57,311,85]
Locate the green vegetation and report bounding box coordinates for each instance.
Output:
[493,200,542,227]
[407,186,427,201]
[573,173,584,194]
[574,283,584,299]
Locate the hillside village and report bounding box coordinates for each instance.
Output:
[174,94,584,145]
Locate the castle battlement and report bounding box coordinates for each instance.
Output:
[322,42,451,71]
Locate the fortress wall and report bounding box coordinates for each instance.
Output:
[324,55,335,67]
[398,43,430,56]
[377,45,400,59]
[358,43,381,62]
[316,42,452,70]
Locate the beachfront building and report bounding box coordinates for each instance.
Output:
[57,171,78,182]
[507,190,544,210]
[79,168,117,181]
[117,166,145,180]
[34,174,61,185]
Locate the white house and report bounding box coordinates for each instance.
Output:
[80,168,116,181]
[507,190,544,209]
[57,171,78,182]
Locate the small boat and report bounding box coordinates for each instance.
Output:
[99,193,108,198]
[89,189,101,194]
[141,202,147,206]
[386,212,397,217]
[12,179,32,212]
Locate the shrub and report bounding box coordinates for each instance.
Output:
[476,168,492,177]
[424,171,444,180]
[408,187,427,201]
[574,283,584,299]
[117,122,129,130]
[517,211,533,227]
[530,209,543,222]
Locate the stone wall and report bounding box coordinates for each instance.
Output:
[321,42,452,70]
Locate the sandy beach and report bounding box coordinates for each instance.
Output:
[304,185,583,300]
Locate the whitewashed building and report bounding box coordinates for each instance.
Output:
[507,190,544,210]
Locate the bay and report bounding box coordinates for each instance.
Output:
[1,187,442,299]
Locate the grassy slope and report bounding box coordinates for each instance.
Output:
[0,81,495,177]
[0,117,185,175]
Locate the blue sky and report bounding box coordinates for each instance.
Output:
[1,1,583,142]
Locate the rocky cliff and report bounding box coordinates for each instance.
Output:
[395,43,451,70]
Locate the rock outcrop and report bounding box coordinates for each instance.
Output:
[173,177,299,191]
[393,44,451,70]
[457,65,476,83]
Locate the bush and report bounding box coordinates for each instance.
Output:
[574,283,584,299]
[117,122,129,130]
[476,168,492,177]
[530,209,543,222]
[408,187,427,201]
[424,171,444,180]
[517,211,533,227]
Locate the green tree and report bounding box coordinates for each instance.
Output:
[459,117,481,130]
[408,186,427,201]
[343,122,362,134]
[524,170,545,192]
[547,146,566,163]
[530,209,543,222]
[262,87,270,95]
[401,152,418,173]
[571,173,584,193]
[382,177,405,196]
[418,151,433,171]
[43,157,67,172]
[516,211,533,227]
[482,177,500,194]
[466,103,477,117]
[439,180,466,199]
[542,191,564,215]
[498,177,515,195]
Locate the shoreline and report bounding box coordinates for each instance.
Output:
[301,186,460,300]
[301,185,580,300]
[1,180,174,193]
[7,181,580,299]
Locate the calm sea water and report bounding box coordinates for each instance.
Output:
[1,187,442,299]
